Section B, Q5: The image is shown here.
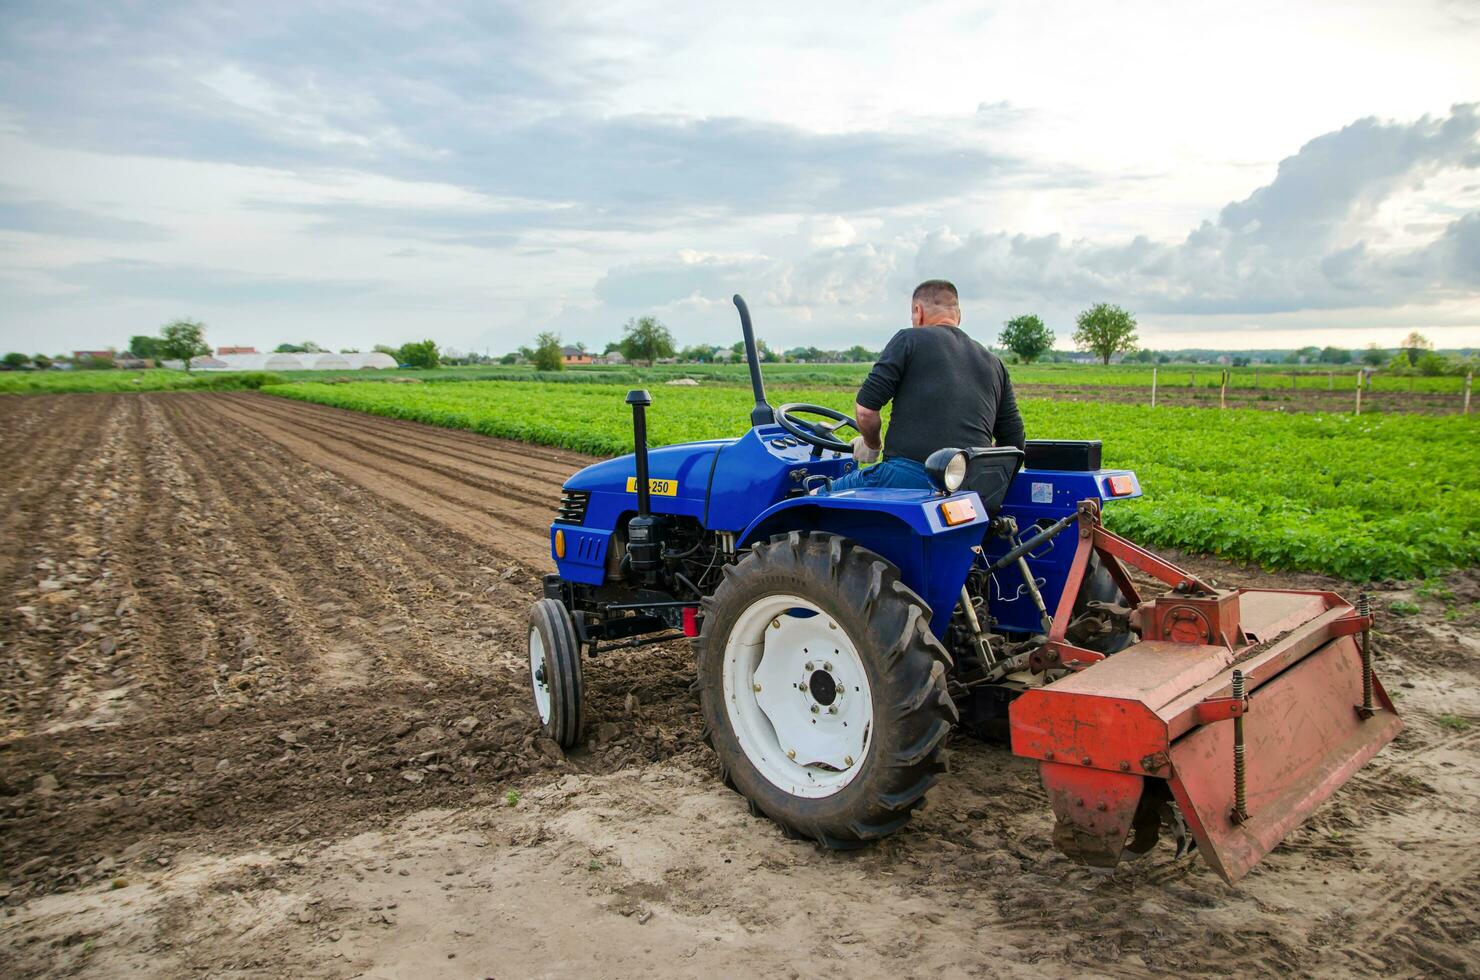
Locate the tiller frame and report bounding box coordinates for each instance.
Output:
[1009,500,1403,884]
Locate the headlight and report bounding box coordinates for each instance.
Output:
[924,448,968,493]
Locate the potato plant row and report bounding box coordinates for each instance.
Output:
[267,380,1479,581]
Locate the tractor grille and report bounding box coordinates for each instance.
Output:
[557,489,589,525]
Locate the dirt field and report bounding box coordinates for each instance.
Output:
[2,391,1477,979]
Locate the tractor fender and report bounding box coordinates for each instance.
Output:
[738,490,990,638]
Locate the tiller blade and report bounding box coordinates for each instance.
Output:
[1009,501,1402,884]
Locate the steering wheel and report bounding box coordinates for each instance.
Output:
[774,403,859,454]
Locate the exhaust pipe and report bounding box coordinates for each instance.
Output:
[625,389,663,578]
[733,294,774,427]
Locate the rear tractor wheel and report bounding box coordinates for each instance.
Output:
[697,532,957,848]
[528,598,584,748]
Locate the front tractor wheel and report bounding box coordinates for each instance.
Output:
[697,532,957,848]
[528,598,584,748]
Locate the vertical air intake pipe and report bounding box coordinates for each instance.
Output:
[733,294,774,427]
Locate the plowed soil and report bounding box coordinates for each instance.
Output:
[2,391,1477,979]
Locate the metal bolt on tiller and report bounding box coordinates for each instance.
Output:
[1231,669,1249,824]
[1357,592,1377,719]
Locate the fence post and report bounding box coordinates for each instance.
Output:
[1151,367,1158,408]
[1220,370,1228,409]
[1465,371,1473,416]
[1355,371,1363,416]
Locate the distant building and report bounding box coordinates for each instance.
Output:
[562,346,593,365]
[216,346,258,355]
[601,350,626,364]
[115,355,152,370]
[72,350,115,362]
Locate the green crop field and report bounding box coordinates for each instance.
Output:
[425,360,1469,393]
[266,379,1479,581]
[0,369,289,394]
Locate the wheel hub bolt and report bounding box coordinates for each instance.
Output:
[827,706,838,715]
[805,662,814,671]
[810,705,820,714]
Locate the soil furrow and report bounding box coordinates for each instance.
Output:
[235,390,585,483]
[233,394,561,509]
[193,395,555,565]
[229,391,587,479]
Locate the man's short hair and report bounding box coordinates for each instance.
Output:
[912,279,959,308]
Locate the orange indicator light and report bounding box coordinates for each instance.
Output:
[1106,475,1136,497]
[940,498,978,526]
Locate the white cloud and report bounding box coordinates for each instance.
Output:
[0,0,1477,354]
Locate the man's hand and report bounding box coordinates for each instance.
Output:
[850,435,881,465]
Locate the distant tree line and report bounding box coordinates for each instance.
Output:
[5,312,1474,378]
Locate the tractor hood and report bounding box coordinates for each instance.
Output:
[563,439,732,516]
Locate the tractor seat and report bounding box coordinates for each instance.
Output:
[962,447,1025,512]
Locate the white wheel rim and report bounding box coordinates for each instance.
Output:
[529,626,552,724]
[722,594,873,798]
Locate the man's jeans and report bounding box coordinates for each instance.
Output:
[827,456,934,492]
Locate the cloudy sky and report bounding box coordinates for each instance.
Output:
[1,0,1477,357]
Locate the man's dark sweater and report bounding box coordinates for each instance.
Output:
[856,325,1026,463]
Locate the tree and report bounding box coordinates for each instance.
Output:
[128,335,164,360]
[160,319,210,372]
[32,354,52,370]
[1072,304,1138,365]
[1399,331,1433,366]
[396,339,440,369]
[2,352,30,370]
[998,314,1055,364]
[679,344,718,363]
[1417,352,1451,376]
[372,344,400,356]
[1318,346,1352,364]
[844,344,876,363]
[1361,343,1386,366]
[532,332,564,371]
[498,352,518,365]
[619,315,676,366]
[602,341,622,355]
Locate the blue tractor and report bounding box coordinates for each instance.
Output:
[529,296,1400,883]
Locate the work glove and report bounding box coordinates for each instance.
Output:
[850,435,881,465]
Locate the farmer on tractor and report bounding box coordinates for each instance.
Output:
[829,279,1026,492]
[533,291,1402,885]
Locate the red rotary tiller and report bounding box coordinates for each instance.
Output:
[1010,500,1402,883]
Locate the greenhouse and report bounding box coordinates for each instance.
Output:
[165,351,399,371]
